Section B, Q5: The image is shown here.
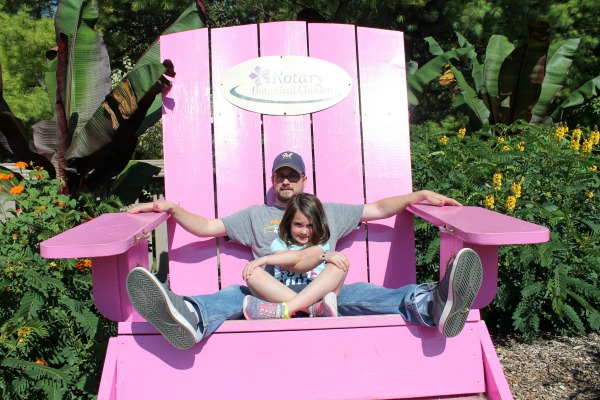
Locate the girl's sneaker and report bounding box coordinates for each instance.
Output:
[308,292,338,317]
[243,295,289,319]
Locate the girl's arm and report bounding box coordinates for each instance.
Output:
[243,247,349,280]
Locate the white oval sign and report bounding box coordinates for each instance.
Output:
[219,56,352,115]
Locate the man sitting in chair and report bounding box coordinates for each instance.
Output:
[126,151,483,350]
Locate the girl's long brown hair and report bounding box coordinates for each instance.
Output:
[279,193,330,247]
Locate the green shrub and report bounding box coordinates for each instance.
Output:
[411,122,600,342]
[0,164,120,399]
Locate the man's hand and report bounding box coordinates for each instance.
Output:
[419,190,462,207]
[127,200,176,214]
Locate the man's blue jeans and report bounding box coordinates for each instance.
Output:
[187,282,435,341]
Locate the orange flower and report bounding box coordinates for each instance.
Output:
[14,161,28,169]
[83,259,92,267]
[9,185,24,195]
[35,359,49,366]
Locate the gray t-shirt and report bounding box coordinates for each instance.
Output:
[221,202,363,259]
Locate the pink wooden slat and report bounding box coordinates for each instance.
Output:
[116,309,481,335]
[260,22,314,205]
[112,324,485,400]
[160,29,218,295]
[211,24,263,287]
[307,23,368,284]
[357,27,416,287]
[409,204,550,245]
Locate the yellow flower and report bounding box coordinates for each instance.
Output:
[591,129,600,145]
[570,127,582,151]
[50,262,57,267]
[554,125,566,141]
[505,195,517,212]
[439,135,448,146]
[493,172,503,190]
[497,136,505,143]
[58,201,65,207]
[586,190,594,199]
[14,161,28,169]
[485,194,495,209]
[517,141,525,151]
[39,205,46,211]
[510,182,522,198]
[591,165,598,171]
[457,127,466,138]
[9,185,25,195]
[501,145,510,152]
[17,327,32,338]
[581,138,593,156]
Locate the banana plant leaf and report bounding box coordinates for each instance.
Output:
[498,21,550,123]
[111,160,162,205]
[55,0,111,137]
[0,112,57,177]
[424,37,444,56]
[550,75,600,121]
[530,39,580,125]
[450,65,490,130]
[52,0,111,180]
[407,46,474,106]
[484,35,515,97]
[45,47,58,120]
[133,0,206,136]
[66,61,170,160]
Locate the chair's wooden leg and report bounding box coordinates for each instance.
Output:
[480,320,514,400]
[98,337,119,400]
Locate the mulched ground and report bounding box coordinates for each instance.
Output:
[493,331,600,399]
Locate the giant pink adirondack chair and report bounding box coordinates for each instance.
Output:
[41,22,549,399]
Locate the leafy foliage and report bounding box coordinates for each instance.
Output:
[0,163,120,399]
[0,0,196,197]
[409,23,600,130]
[411,122,600,342]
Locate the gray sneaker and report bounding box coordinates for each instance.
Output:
[308,292,338,317]
[126,267,201,349]
[432,248,483,338]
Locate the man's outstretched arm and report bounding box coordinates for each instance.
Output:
[128,200,227,238]
[361,190,461,222]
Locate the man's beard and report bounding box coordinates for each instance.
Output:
[275,186,295,203]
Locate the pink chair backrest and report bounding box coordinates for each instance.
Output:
[159,22,415,296]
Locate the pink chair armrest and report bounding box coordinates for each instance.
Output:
[407,204,549,245]
[40,212,169,259]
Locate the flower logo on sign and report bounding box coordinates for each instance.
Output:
[249,66,270,87]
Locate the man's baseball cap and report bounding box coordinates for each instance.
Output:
[271,151,305,174]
